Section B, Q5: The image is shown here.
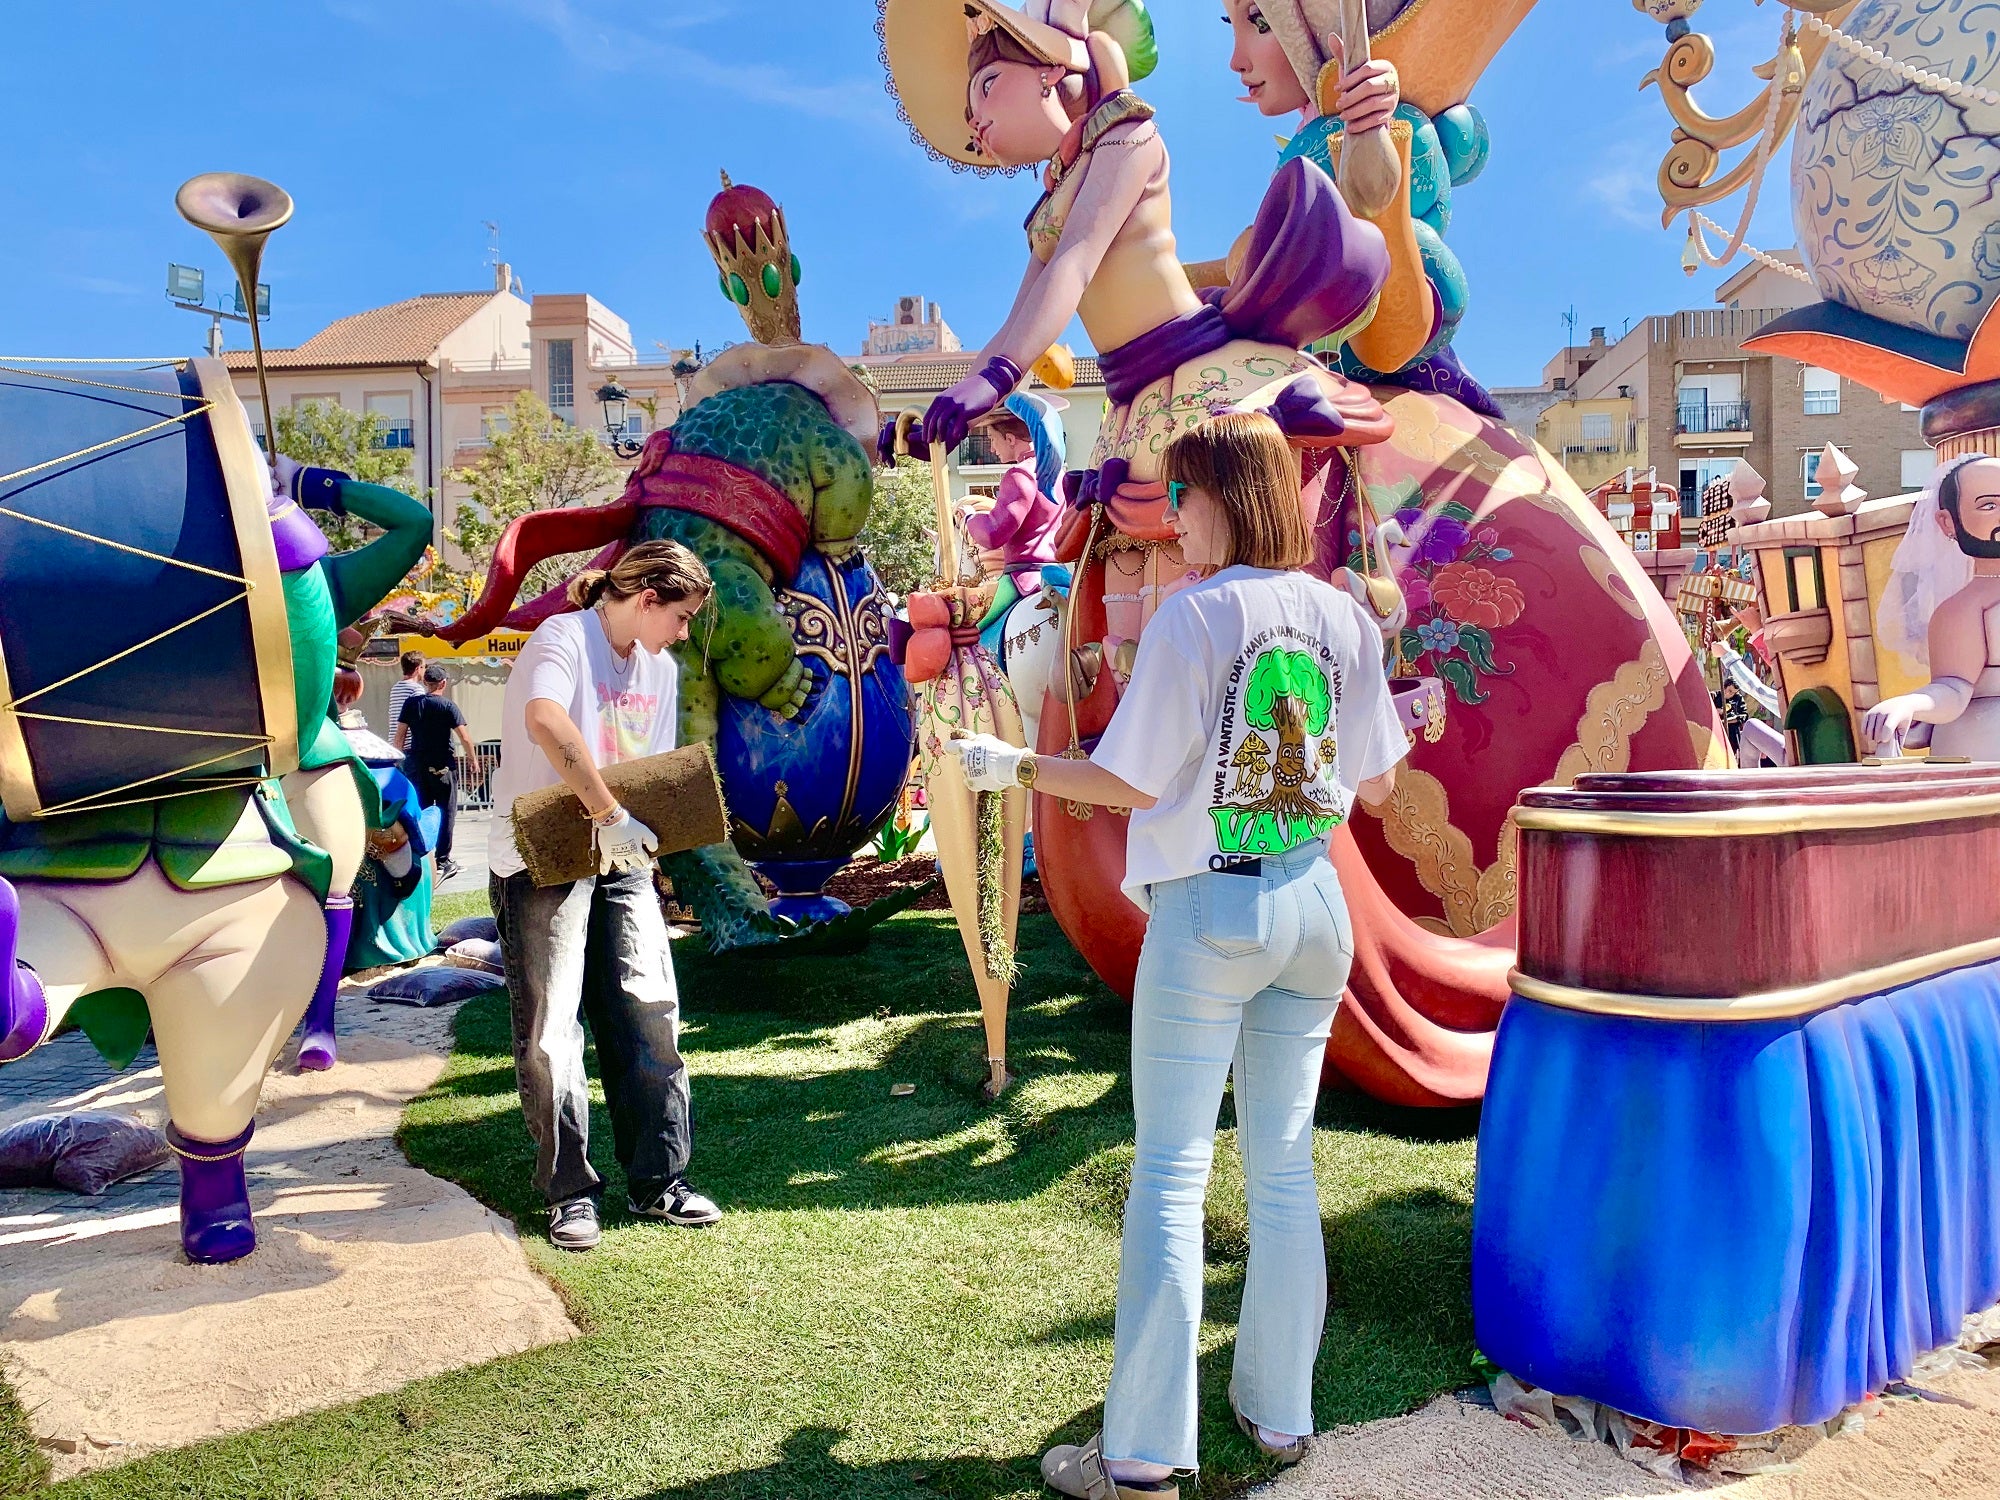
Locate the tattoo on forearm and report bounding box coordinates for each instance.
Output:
[560,741,583,771]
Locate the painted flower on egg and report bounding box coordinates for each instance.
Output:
[1432,563,1528,631]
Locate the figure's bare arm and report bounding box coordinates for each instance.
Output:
[1863,589,1988,746]
[985,256,1053,362]
[1358,767,1397,807]
[1926,590,1989,701]
[981,127,1162,371]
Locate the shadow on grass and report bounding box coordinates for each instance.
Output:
[496,1418,1275,1500]
[400,915,1143,1228]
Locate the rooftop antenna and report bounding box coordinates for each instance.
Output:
[483,220,501,274]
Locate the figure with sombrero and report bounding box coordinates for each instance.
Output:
[878,0,1397,684]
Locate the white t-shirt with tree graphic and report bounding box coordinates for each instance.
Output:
[1092,566,1408,906]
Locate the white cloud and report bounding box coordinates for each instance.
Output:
[1581,138,1666,230]
[476,0,890,129]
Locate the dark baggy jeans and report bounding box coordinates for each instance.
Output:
[491,867,691,1206]
[408,763,458,866]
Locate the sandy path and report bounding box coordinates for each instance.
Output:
[0,991,578,1481]
[1262,1362,2000,1500]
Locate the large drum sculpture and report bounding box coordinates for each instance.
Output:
[0,363,297,818]
[0,174,434,1265]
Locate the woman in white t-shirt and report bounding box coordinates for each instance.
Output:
[488,541,723,1253]
[951,413,1408,1498]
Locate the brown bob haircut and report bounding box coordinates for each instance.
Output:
[1160,411,1312,571]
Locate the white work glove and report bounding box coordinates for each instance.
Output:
[592,808,660,875]
[271,452,304,498]
[948,733,1026,792]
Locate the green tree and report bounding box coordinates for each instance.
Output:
[860,457,942,599]
[272,400,425,551]
[448,391,622,600]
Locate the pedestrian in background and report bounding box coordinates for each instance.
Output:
[388,649,427,730]
[396,665,476,879]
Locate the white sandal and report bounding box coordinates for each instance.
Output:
[1040,1432,1180,1499]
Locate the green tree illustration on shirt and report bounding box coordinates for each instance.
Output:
[1213,648,1341,855]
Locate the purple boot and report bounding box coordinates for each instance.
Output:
[296,895,355,1073]
[0,876,49,1065]
[166,1120,258,1264]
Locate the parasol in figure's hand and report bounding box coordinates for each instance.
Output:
[903,443,1028,1101]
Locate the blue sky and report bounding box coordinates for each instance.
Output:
[0,0,1801,387]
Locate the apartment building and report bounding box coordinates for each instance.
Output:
[437,292,688,524]
[227,270,690,550]
[1494,250,1931,524]
[224,274,531,504]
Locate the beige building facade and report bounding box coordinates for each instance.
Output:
[228,271,692,561]
[1494,250,1931,538]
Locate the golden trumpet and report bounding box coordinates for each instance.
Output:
[175,172,293,463]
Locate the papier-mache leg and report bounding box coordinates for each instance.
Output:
[167,1121,257,1264]
[0,877,49,1064]
[296,895,355,1073]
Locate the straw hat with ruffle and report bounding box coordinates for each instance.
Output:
[876,0,1158,172]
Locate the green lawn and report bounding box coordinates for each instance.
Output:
[11,911,1479,1499]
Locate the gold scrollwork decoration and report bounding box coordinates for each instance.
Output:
[1641,5,1855,223]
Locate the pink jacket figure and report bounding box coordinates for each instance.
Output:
[967,391,1067,584]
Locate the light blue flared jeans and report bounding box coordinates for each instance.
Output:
[1101,840,1352,1472]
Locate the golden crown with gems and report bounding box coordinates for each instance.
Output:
[704,172,802,347]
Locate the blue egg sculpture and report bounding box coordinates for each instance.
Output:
[714,549,916,923]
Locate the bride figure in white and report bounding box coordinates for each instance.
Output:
[1866,456,2000,757]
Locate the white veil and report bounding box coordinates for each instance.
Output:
[1878,454,1985,670]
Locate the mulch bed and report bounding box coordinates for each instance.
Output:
[824,854,1050,917]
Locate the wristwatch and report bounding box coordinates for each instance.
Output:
[1016,753,1039,791]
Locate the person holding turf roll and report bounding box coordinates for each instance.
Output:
[487,540,724,1251]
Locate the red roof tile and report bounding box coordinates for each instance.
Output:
[223,292,495,371]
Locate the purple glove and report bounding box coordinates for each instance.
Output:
[922,357,1025,453]
[878,417,931,465]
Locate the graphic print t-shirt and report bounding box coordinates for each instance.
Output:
[1092,567,1409,906]
[486,610,680,879]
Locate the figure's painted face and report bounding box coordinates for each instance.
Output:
[967,57,1070,168]
[989,427,1035,465]
[1225,0,1310,117]
[1938,458,2000,558]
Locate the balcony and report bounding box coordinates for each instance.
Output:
[1678,401,1751,434]
[374,423,415,451]
[1677,400,1754,447]
[955,431,1006,468]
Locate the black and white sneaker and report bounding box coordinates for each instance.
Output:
[548,1196,601,1251]
[628,1178,721,1227]
[437,858,463,880]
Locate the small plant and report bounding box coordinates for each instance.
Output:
[873,810,929,863]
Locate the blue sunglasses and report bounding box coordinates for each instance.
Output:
[1166,481,1187,515]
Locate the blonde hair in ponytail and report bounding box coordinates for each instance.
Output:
[566,539,714,611]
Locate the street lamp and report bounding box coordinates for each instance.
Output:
[595,377,644,458]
